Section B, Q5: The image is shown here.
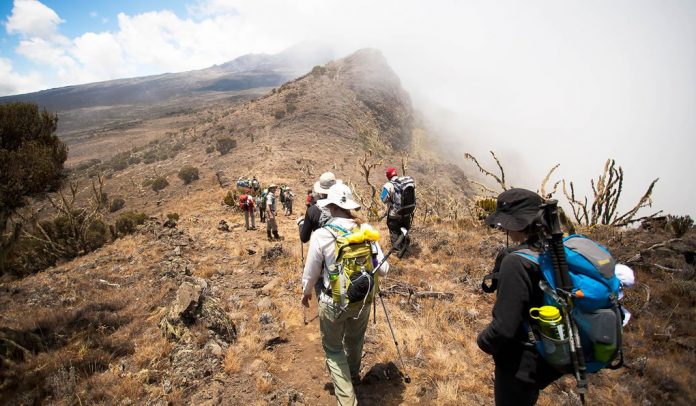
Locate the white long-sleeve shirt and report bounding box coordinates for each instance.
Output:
[302,217,389,298]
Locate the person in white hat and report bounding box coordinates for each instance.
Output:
[298,172,343,243]
[301,183,390,406]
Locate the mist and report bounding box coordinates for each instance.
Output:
[310,0,696,219]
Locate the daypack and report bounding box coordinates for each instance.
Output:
[513,234,623,373]
[239,194,253,210]
[251,179,260,191]
[390,176,416,217]
[237,179,251,189]
[260,190,268,209]
[279,187,287,203]
[323,224,380,310]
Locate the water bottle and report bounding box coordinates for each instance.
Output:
[530,306,571,367]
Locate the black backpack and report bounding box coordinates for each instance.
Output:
[390,176,416,216]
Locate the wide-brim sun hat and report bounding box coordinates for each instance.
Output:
[268,183,277,189]
[484,188,543,231]
[313,172,343,194]
[317,183,360,211]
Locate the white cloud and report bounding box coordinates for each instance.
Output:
[5,0,64,40]
[0,57,45,94]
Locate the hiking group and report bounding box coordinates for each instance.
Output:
[236,176,287,241]
[238,168,632,406]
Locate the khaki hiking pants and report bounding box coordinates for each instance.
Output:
[244,209,255,229]
[318,300,371,406]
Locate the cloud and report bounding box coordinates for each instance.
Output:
[5,0,64,40]
[0,57,45,94]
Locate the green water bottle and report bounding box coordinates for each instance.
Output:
[530,306,566,340]
[530,306,571,367]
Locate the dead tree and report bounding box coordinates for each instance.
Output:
[464,151,509,192]
[539,164,561,199]
[563,159,660,227]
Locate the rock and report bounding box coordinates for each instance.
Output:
[163,218,177,228]
[199,296,237,343]
[261,279,279,296]
[172,279,206,320]
[217,220,230,232]
[247,359,268,375]
[262,244,284,260]
[256,297,273,311]
[173,246,181,256]
[246,247,257,255]
[208,341,223,357]
[259,312,275,325]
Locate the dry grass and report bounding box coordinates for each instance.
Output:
[224,346,242,374]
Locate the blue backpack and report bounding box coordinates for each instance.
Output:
[514,235,623,373]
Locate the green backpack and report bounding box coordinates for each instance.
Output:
[324,224,381,310]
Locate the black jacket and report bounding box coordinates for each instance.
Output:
[299,204,322,243]
[477,243,561,387]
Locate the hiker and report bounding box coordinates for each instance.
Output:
[298,172,341,299]
[380,167,415,258]
[284,188,295,215]
[306,189,314,208]
[257,192,266,223]
[298,172,341,244]
[477,188,562,406]
[239,193,256,231]
[251,176,260,193]
[266,184,281,241]
[301,183,390,406]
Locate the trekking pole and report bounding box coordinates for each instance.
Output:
[541,200,588,404]
[378,291,411,384]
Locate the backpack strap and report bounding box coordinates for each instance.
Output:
[512,248,540,264]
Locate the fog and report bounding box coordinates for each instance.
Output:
[308,0,696,219]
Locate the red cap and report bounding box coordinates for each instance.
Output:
[386,167,397,179]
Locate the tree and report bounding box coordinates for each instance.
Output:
[0,102,67,272]
[216,137,236,155]
[178,165,199,184]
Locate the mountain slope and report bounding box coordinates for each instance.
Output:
[1,48,693,406]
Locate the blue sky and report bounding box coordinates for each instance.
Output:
[1,0,695,218]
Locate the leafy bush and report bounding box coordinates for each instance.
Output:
[205,145,215,154]
[167,213,180,221]
[115,211,148,235]
[216,137,237,155]
[475,198,497,220]
[128,155,141,165]
[151,177,169,192]
[0,102,67,274]
[178,166,199,184]
[109,197,125,212]
[667,215,693,238]
[274,110,286,119]
[84,219,109,251]
[223,191,236,207]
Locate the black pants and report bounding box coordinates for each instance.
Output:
[386,215,411,253]
[493,347,560,406]
[494,361,540,406]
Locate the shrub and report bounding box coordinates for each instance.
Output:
[274,110,286,119]
[128,155,141,165]
[205,145,215,154]
[115,211,148,235]
[178,166,199,184]
[223,191,236,207]
[84,219,109,251]
[216,137,237,155]
[667,215,693,238]
[167,213,180,221]
[475,198,497,220]
[151,177,169,192]
[109,197,125,212]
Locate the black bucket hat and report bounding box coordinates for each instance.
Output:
[485,188,543,231]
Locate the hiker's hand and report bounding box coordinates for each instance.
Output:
[301,294,311,307]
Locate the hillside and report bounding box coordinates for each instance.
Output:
[1,49,695,405]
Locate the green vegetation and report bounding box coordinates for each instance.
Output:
[178,166,199,184]
[151,177,169,192]
[109,197,126,212]
[0,102,67,274]
[205,145,215,154]
[216,137,237,155]
[114,211,148,235]
[166,212,180,221]
[223,191,236,206]
[667,215,693,238]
